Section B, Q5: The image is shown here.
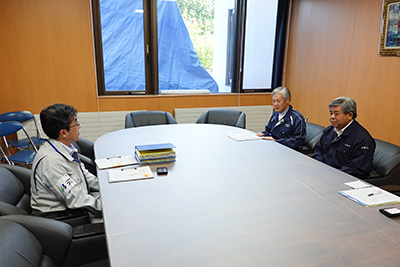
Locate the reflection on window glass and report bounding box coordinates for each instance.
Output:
[243,0,278,90]
[177,0,215,73]
[99,0,146,91]
[99,0,219,93]
[157,0,218,92]
[97,0,280,94]
[174,0,236,93]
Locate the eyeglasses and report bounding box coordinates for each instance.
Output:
[69,120,80,128]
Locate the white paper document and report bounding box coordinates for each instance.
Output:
[95,155,138,170]
[344,180,371,189]
[339,186,400,207]
[108,166,154,183]
[227,130,263,142]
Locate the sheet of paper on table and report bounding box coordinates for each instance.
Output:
[227,130,263,142]
[108,166,154,183]
[344,180,371,189]
[95,155,138,170]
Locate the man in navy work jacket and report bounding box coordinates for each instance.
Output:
[313,97,375,178]
[256,86,306,151]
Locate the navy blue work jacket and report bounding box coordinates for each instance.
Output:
[313,120,375,178]
[262,105,306,151]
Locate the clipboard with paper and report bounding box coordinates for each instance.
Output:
[339,186,400,207]
[95,155,138,170]
[108,166,154,183]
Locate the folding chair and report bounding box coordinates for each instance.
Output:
[0,111,45,149]
[0,121,38,166]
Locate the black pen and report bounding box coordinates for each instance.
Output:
[368,191,381,197]
[107,155,121,160]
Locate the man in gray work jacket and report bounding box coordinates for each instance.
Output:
[31,103,101,215]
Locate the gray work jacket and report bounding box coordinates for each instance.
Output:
[30,139,101,214]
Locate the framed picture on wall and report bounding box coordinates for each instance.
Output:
[379,0,400,55]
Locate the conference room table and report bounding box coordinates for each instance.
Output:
[94,124,400,266]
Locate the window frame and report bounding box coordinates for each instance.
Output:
[91,0,289,96]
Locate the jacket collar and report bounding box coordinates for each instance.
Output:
[47,139,74,161]
[272,105,293,122]
[340,120,358,137]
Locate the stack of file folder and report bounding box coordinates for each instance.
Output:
[135,143,176,165]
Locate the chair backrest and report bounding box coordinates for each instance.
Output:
[196,109,246,129]
[72,138,96,175]
[0,121,38,165]
[72,138,95,160]
[0,111,43,139]
[303,122,325,151]
[0,121,24,137]
[373,139,400,176]
[0,220,54,266]
[0,164,94,227]
[0,164,32,214]
[125,111,177,128]
[0,215,72,267]
[364,139,400,186]
[0,111,34,123]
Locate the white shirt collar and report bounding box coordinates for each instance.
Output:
[334,120,353,137]
[278,106,289,121]
[56,140,78,156]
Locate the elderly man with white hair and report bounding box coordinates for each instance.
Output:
[257,86,306,151]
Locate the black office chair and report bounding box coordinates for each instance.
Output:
[72,137,96,175]
[0,215,108,267]
[125,111,177,128]
[196,109,246,129]
[301,122,325,155]
[364,139,400,187]
[0,164,92,226]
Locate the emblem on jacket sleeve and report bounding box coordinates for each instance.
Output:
[56,174,77,195]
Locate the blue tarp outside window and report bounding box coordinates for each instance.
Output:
[100,0,219,92]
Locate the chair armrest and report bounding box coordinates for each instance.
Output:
[0,201,29,216]
[33,209,91,226]
[72,222,105,239]
[0,215,72,267]
[62,223,108,266]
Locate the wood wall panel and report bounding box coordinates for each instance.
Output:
[286,0,358,125]
[97,96,161,112]
[0,0,98,114]
[1,1,27,110]
[286,0,400,145]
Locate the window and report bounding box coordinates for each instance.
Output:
[92,0,289,95]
